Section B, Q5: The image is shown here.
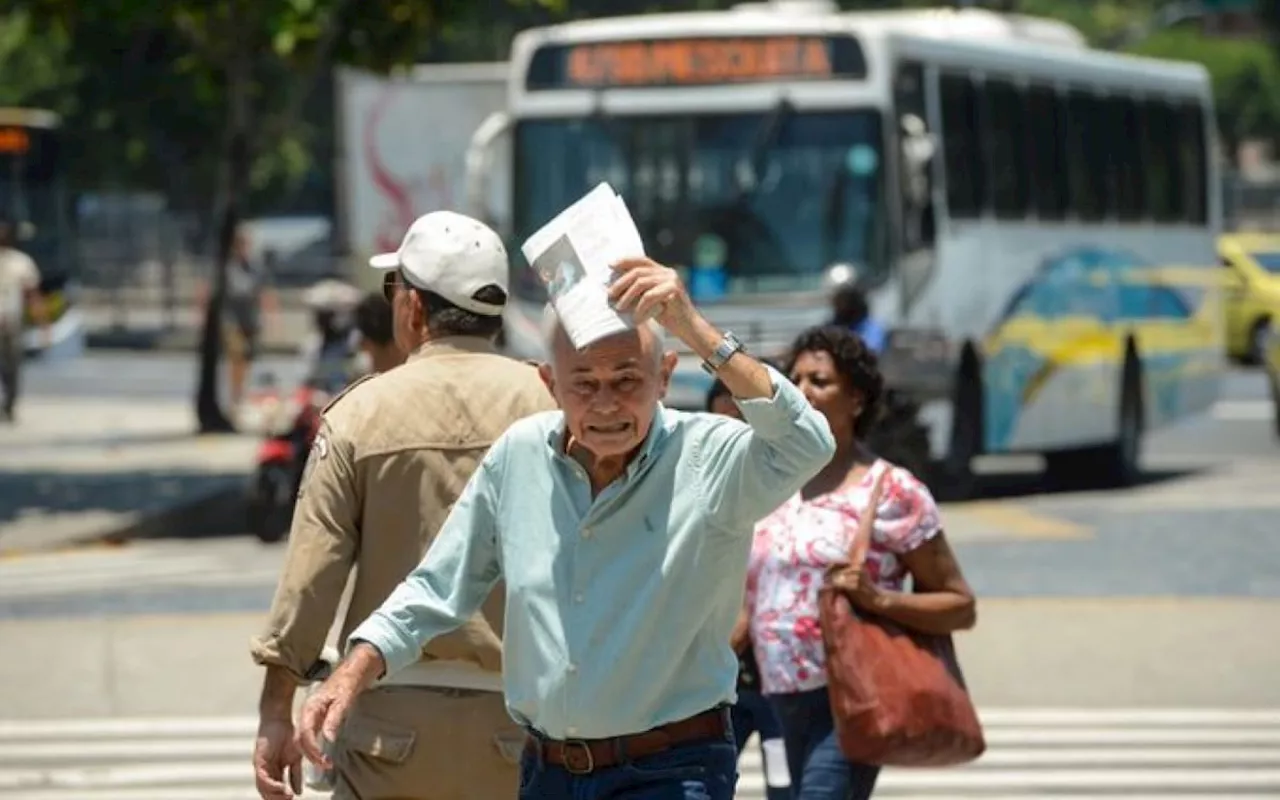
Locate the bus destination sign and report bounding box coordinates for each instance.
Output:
[0,127,31,155]
[525,35,866,90]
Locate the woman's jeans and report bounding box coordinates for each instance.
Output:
[731,688,791,800]
[770,687,880,800]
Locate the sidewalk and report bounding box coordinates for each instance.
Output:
[0,397,259,555]
[81,302,312,356]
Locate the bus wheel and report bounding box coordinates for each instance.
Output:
[930,369,981,502]
[1045,353,1144,490]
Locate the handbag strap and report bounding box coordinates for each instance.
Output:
[847,462,891,571]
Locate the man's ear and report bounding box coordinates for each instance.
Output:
[538,362,557,399]
[657,350,677,400]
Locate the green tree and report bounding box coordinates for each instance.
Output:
[22,0,557,432]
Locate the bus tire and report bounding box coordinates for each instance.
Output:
[1045,348,1144,489]
[929,355,982,502]
[1247,317,1272,366]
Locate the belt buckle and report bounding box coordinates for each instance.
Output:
[559,739,595,775]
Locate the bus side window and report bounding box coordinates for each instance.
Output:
[939,71,986,220]
[1025,84,1067,220]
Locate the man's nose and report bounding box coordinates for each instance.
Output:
[592,385,621,411]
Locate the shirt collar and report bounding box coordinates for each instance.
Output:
[547,404,671,479]
[406,336,498,363]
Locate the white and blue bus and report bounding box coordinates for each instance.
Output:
[469,3,1224,494]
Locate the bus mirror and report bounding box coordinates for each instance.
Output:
[899,113,934,209]
[464,111,511,220]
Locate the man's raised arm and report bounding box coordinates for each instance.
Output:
[608,257,836,530]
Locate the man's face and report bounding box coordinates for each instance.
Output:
[540,325,676,460]
[383,271,421,353]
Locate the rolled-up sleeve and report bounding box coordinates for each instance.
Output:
[347,438,506,678]
[697,365,836,529]
[250,419,360,683]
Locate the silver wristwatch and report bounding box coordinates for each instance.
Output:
[702,331,745,374]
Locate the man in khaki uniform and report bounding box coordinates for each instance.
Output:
[0,220,46,423]
[250,211,556,800]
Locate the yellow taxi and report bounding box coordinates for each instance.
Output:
[1217,232,1280,363]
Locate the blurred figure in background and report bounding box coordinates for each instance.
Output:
[199,225,279,413]
[0,219,46,423]
[830,282,886,356]
[707,378,793,800]
[353,291,404,375]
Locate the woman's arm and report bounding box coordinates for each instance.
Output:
[729,605,751,653]
[862,532,976,634]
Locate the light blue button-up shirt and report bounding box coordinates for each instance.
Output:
[348,365,835,740]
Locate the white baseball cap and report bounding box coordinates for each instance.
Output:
[368,211,509,317]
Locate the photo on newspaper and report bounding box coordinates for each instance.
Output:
[531,234,589,304]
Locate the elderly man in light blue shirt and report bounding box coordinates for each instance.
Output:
[298,256,836,799]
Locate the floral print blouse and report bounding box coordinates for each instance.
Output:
[745,459,942,696]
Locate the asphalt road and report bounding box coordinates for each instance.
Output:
[9,352,1280,620]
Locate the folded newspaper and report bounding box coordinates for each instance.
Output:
[520,182,646,350]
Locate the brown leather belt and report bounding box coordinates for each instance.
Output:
[526,707,730,775]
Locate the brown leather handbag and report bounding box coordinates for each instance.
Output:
[817,471,986,767]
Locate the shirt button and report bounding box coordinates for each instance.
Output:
[567,726,579,736]
[567,663,578,674]
[581,527,593,538]
[574,593,584,603]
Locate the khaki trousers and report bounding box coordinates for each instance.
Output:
[332,686,523,800]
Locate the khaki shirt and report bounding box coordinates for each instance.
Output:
[249,337,557,683]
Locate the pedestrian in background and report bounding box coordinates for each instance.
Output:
[295,255,836,800]
[708,377,794,800]
[0,219,46,423]
[746,325,976,799]
[196,225,278,417]
[353,290,404,375]
[249,211,556,800]
[830,282,886,355]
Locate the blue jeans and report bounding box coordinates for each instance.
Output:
[731,689,792,800]
[518,735,738,799]
[770,687,880,800]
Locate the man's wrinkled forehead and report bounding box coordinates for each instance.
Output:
[555,327,652,373]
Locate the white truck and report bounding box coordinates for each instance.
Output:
[333,63,511,295]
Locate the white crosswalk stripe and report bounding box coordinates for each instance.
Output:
[0,709,1277,798]
[0,540,285,602]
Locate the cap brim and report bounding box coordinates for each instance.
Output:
[368,252,399,270]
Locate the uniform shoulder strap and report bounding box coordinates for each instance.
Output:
[321,373,377,414]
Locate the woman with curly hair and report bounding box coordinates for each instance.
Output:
[745,325,977,799]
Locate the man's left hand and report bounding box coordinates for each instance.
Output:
[608,257,698,338]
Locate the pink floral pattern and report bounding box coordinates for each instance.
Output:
[745,460,942,696]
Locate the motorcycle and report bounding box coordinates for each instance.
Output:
[243,280,364,543]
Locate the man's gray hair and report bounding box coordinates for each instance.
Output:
[540,303,666,362]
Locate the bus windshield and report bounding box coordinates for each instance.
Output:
[512,109,886,302]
